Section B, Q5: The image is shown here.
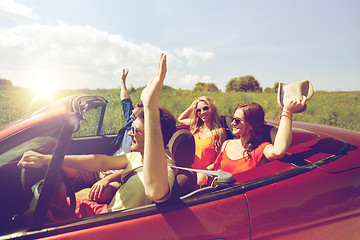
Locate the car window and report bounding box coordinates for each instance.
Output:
[72,106,104,137]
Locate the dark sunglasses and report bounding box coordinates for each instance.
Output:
[131,125,139,135]
[231,117,244,125]
[196,105,210,113]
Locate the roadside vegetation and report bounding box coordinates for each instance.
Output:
[1,84,359,134]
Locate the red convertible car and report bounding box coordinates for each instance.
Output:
[0,94,360,240]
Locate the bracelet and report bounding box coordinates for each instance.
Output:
[280,114,292,121]
[281,110,293,117]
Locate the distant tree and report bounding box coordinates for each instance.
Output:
[273,82,279,93]
[206,83,220,92]
[162,85,176,91]
[263,82,279,93]
[0,78,13,87]
[193,82,219,92]
[225,75,262,92]
[264,87,272,93]
[225,77,239,92]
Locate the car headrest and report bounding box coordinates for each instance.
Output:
[168,129,195,167]
[220,115,234,139]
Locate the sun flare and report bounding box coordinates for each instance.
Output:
[30,74,59,100]
[32,83,56,99]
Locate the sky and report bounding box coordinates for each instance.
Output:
[0,0,359,92]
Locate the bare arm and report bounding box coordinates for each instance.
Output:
[141,53,170,202]
[18,150,128,172]
[219,128,227,153]
[263,96,307,160]
[89,170,124,201]
[120,68,130,100]
[178,100,196,126]
[198,137,228,186]
[269,126,278,144]
[101,170,123,183]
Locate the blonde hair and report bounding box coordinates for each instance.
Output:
[189,96,223,153]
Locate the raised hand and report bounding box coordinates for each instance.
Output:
[141,53,171,202]
[140,53,167,109]
[284,96,308,114]
[121,68,129,83]
[265,95,308,161]
[190,100,197,110]
[120,68,130,100]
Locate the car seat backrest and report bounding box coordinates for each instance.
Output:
[261,124,274,143]
[167,129,197,198]
[220,116,234,140]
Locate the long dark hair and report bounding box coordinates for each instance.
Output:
[234,102,265,157]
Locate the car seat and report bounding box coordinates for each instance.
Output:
[167,129,197,198]
[220,116,234,140]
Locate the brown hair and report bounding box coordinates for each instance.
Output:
[135,107,176,147]
[234,102,265,156]
[134,101,143,109]
[189,96,223,153]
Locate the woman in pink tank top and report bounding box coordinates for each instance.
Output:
[178,96,227,185]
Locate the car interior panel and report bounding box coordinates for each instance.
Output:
[233,160,298,184]
[67,135,117,155]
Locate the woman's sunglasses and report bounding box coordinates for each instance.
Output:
[231,117,244,125]
[196,105,210,113]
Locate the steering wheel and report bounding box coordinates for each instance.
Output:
[21,167,76,221]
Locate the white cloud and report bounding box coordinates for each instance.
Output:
[175,48,214,67]
[0,0,40,23]
[0,23,162,89]
[0,22,214,90]
[0,0,216,91]
[173,74,215,89]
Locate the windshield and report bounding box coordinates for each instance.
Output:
[0,119,64,234]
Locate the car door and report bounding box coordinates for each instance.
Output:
[246,166,360,240]
[31,193,251,240]
[246,123,360,240]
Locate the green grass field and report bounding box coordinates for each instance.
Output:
[1,86,359,134]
